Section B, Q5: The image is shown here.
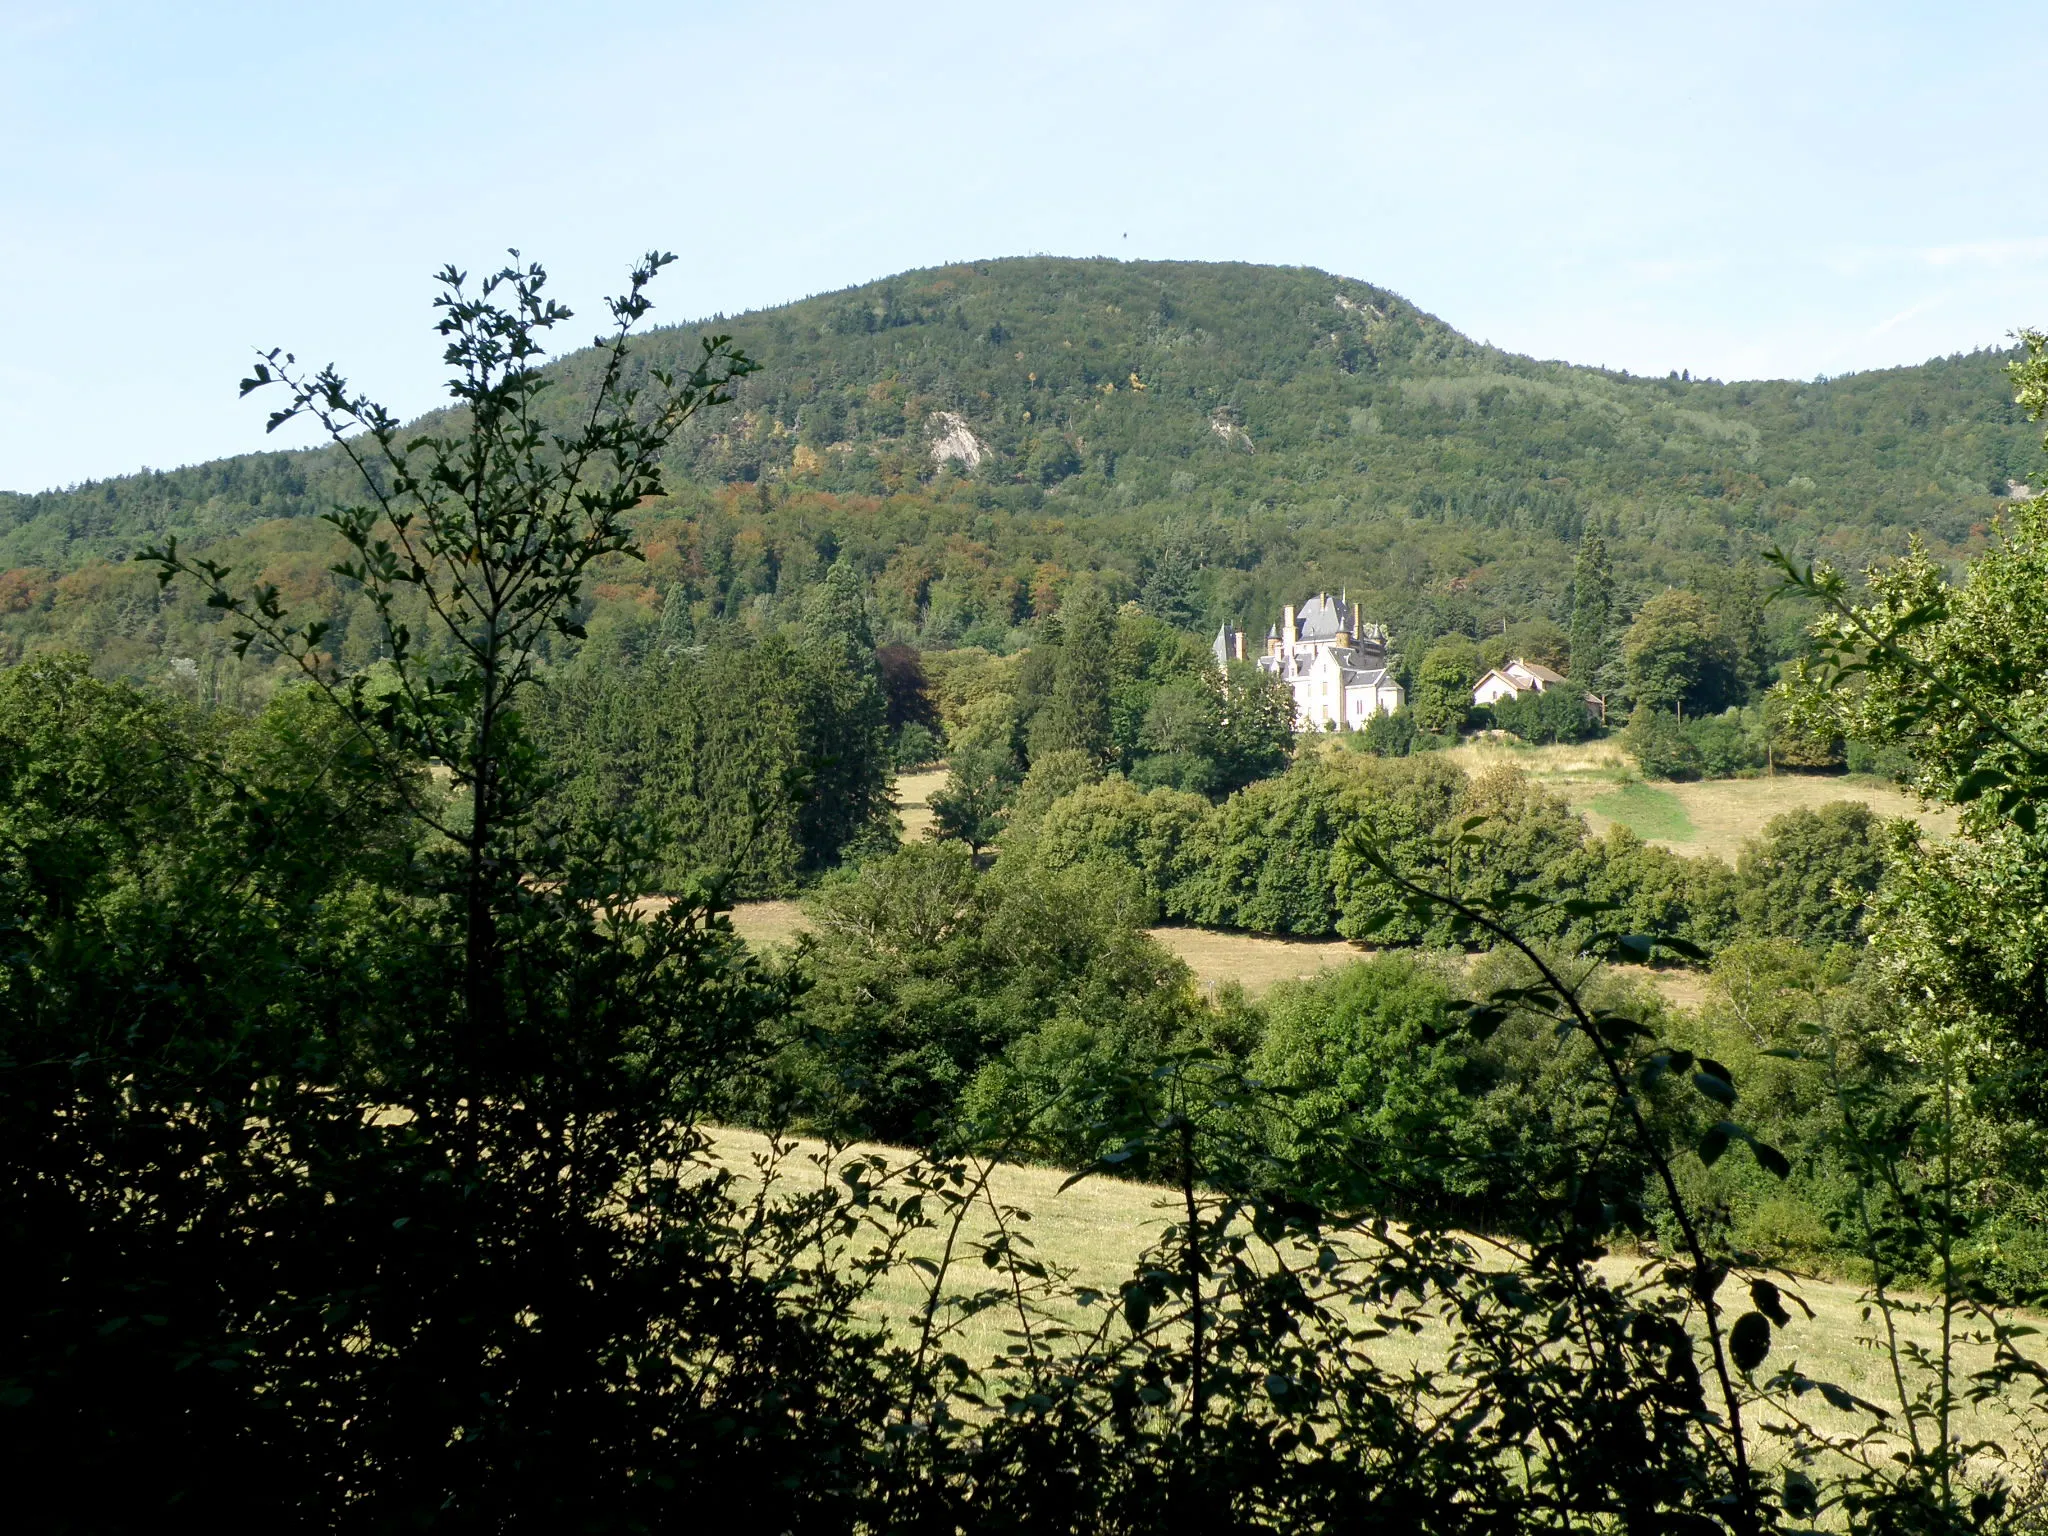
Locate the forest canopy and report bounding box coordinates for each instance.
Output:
[2,258,2039,699]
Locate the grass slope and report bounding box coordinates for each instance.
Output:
[1586,782,1699,843]
[706,1125,2040,1453]
[1446,737,1959,860]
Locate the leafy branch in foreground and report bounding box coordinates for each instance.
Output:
[1342,814,1793,1531]
[1767,340,2048,834]
[143,252,755,1044]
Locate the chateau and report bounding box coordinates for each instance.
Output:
[1214,594,1405,731]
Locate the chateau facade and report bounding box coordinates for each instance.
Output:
[1214,594,1405,731]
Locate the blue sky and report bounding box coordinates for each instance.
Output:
[2,0,2041,493]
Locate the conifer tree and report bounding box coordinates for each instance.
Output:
[1717,563,1772,700]
[657,582,693,652]
[804,560,877,661]
[1032,586,1115,761]
[797,561,890,859]
[1568,530,1614,690]
[1139,528,1202,629]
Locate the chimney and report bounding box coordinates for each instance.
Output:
[1234,629,1245,661]
[1283,604,1296,645]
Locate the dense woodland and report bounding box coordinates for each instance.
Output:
[11,252,2048,1531]
[1,259,2042,699]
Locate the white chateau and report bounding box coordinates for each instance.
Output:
[1214,594,1405,731]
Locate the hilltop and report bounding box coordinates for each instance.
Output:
[0,257,2039,678]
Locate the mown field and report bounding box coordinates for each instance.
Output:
[1440,738,1960,863]
[725,894,1362,996]
[894,766,948,843]
[703,1126,2039,1458]
[724,903,1710,1015]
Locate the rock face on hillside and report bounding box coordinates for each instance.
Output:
[926,411,986,470]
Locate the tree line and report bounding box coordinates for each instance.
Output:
[985,745,1890,948]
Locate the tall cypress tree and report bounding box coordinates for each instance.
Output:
[1718,563,1772,701]
[1568,531,1614,689]
[803,560,877,661]
[796,561,890,862]
[1139,527,1203,629]
[657,582,694,652]
[1032,586,1114,762]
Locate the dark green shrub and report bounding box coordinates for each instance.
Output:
[1130,748,1222,796]
[1568,826,1742,956]
[1194,755,1384,934]
[894,720,941,767]
[1622,705,1702,780]
[784,843,1191,1146]
[1685,709,1766,778]
[1353,705,1418,756]
[1332,761,1577,948]
[1735,801,1893,946]
[1487,686,1598,745]
[1022,775,1214,921]
[1252,956,1477,1198]
[1846,736,1916,782]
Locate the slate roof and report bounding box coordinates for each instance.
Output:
[1295,593,1345,640]
[1334,650,1394,689]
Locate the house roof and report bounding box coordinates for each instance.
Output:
[1295,593,1345,640]
[1332,647,1394,688]
[1264,644,1400,691]
[1507,657,1565,684]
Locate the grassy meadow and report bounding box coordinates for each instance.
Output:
[1143,926,1360,996]
[703,1126,2043,1461]
[727,892,1367,998]
[895,766,948,843]
[1584,781,1700,843]
[1444,736,1959,862]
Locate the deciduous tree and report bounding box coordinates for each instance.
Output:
[1623,589,1731,716]
[1412,635,1480,736]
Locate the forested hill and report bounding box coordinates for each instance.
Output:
[643,258,2039,565]
[2,258,2039,674]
